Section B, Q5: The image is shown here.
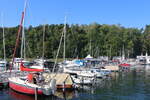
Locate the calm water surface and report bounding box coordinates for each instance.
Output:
[1,65,150,100]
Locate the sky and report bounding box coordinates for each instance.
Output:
[0,0,150,28]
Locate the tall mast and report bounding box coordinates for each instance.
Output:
[1,13,6,61]
[122,44,125,61]
[21,0,27,59]
[1,12,6,71]
[10,0,26,73]
[52,28,64,72]
[52,17,67,72]
[21,17,25,58]
[23,23,26,59]
[63,16,67,61]
[90,39,92,55]
[42,24,45,59]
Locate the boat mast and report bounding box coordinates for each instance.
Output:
[10,1,26,73]
[63,16,67,61]
[122,44,125,61]
[90,39,92,56]
[52,27,64,72]
[21,0,27,59]
[1,13,6,70]
[42,24,45,59]
[1,13,5,61]
[52,16,67,72]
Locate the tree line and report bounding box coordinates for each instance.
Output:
[0,23,150,59]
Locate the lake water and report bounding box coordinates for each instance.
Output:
[1,65,150,100]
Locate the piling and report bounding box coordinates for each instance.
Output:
[34,87,37,100]
[81,76,84,85]
[63,81,66,92]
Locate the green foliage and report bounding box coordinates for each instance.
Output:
[0,23,148,59]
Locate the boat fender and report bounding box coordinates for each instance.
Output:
[50,79,56,94]
[42,79,56,95]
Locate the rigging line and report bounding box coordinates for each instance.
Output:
[26,0,36,27]
[26,41,32,57]
[63,16,67,61]
[70,26,79,58]
[0,32,14,43]
[52,31,64,73]
[10,11,24,74]
[10,0,27,74]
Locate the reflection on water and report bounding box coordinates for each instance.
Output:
[2,65,150,100]
[8,88,77,100]
[54,90,78,100]
[9,89,34,100]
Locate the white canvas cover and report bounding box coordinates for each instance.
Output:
[43,73,73,85]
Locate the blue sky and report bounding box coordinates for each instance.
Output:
[0,0,150,28]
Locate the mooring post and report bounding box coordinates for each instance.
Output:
[94,75,97,84]
[63,81,66,92]
[82,76,84,84]
[35,87,37,100]
[92,75,96,86]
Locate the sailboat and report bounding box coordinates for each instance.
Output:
[0,13,9,72]
[31,24,51,71]
[49,16,75,90]
[0,13,9,89]
[20,62,44,72]
[10,1,30,71]
[8,0,56,95]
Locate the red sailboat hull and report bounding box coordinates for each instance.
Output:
[9,81,43,95]
[20,63,44,72]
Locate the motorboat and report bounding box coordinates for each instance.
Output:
[71,75,94,85]
[0,60,9,71]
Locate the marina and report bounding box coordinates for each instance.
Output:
[1,0,150,100]
[1,64,150,100]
